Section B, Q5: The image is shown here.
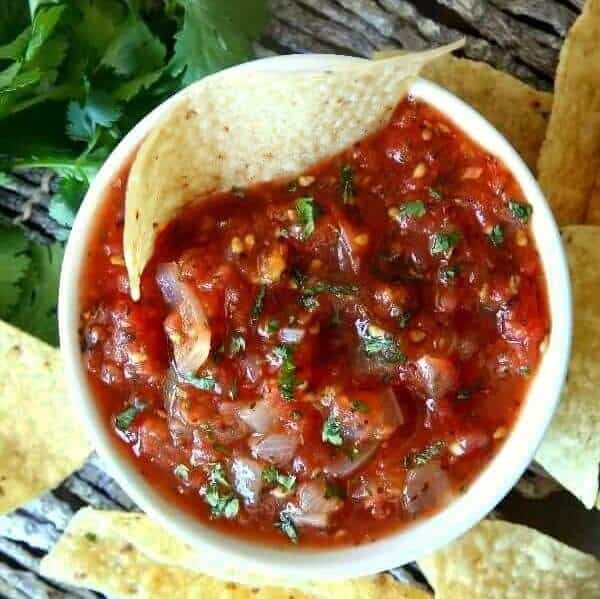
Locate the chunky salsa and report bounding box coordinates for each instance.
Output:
[81,97,549,547]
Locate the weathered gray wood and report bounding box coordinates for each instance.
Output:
[491,0,577,36]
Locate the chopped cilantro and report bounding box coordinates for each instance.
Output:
[266,319,279,334]
[489,224,504,247]
[303,281,358,297]
[229,332,246,356]
[324,482,346,499]
[400,200,426,218]
[204,484,239,519]
[186,372,217,392]
[357,322,406,364]
[278,510,299,543]
[295,196,319,240]
[115,400,146,431]
[440,265,459,284]
[403,441,445,469]
[322,415,343,446]
[340,164,354,204]
[299,293,320,311]
[84,532,97,542]
[508,199,532,223]
[174,464,190,481]
[250,284,266,322]
[431,232,461,255]
[428,187,443,201]
[351,400,369,413]
[262,465,296,491]
[397,311,411,329]
[208,462,230,487]
[273,344,297,401]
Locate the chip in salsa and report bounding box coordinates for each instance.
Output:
[80,88,549,547]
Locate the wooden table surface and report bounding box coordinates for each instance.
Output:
[1,1,598,597]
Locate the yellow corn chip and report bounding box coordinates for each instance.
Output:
[535,226,600,508]
[585,174,600,223]
[40,508,430,599]
[0,320,90,515]
[421,55,552,173]
[537,0,600,225]
[124,42,463,300]
[418,519,600,597]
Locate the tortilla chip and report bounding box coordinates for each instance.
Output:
[537,0,600,225]
[40,508,430,599]
[420,56,552,173]
[124,42,463,300]
[418,519,600,597]
[535,226,600,508]
[585,173,600,224]
[0,320,90,515]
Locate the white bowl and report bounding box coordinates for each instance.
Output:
[59,54,572,581]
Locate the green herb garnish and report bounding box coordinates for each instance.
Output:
[262,465,296,492]
[431,232,461,255]
[322,415,343,446]
[303,281,358,297]
[250,284,266,322]
[299,294,320,311]
[397,311,411,329]
[440,265,459,284]
[186,372,217,392]
[340,164,355,204]
[400,200,426,218]
[403,441,445,469]
[115,400,146,431]
[351,400,369,413]
[278,510,299,543]
[266,319,280,334]
[428,187,443,201]
[508,199,532,223]
[229,332,246,356]
[174,464,190,481]
[204,484,239,519]
[208,462,230,487]
[85,532,97,542]
[358,323,406,364]
[295,196,319,240]
[273,344,297,401]
[489,224,504,247]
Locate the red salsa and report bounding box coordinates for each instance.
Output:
[81,98,549,547]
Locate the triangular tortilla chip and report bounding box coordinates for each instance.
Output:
[537,0,600,224]
[124,42,463,299]
[40,508,430,599]
[535,226,600,508]
[418,519,600,597]
[0,320,90,514]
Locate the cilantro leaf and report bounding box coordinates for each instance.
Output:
[66,91,122,144]
[0,224,31,319]
[340,164,354,204]
[357,322,406,364]
[262,465,296,492]
[10,241,63,346]
[101,17,166,78]
[170,0,270,85]
[403,441,445,469]
[115,399,147,430]
[322,415,343,446]
[250,284,266,323]
[278,510,298,543]
[508,199,532,224]
[400,200,426,218]
[25,4,66,62]
[489,224,504,247]
[295,196,319,240]
[48,173,88,230]
[204,483,239,518]
[430,231,461,255]
[186,372,217,391]
[273,344,296,401]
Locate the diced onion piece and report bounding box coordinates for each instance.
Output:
[381,388,404,433]
[297,481,342,514]
[290,511,330,528]
[250,433,299,466]
[403,461,451,514]
[237,400,275,433]
[415,355,458,399]
[156,263,211,375]
[230,456,263,505]
[324,441,379,478]
[278,327,305,344]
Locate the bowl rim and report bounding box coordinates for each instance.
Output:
[58,53,572,581]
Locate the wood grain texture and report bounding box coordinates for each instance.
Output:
[1,2,593,597]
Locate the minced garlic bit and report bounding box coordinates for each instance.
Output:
[110,255,125,266]
[449,441,465,456]
[244,234,255,250]
[413,162,427,178]
[422,128,433,141]
[493,426,508,440]
[298,175,315,187]
[259,245,286,284]
[462,166,483,180]
[539,336,549,353]
[230,237,244,254]
[479,282,490,302]
[509,275,521,295]
[310,258,323,272]
[388,207,401,220]
[515,229,528,247]
[409,329,426,343]
[354,233,370,247]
